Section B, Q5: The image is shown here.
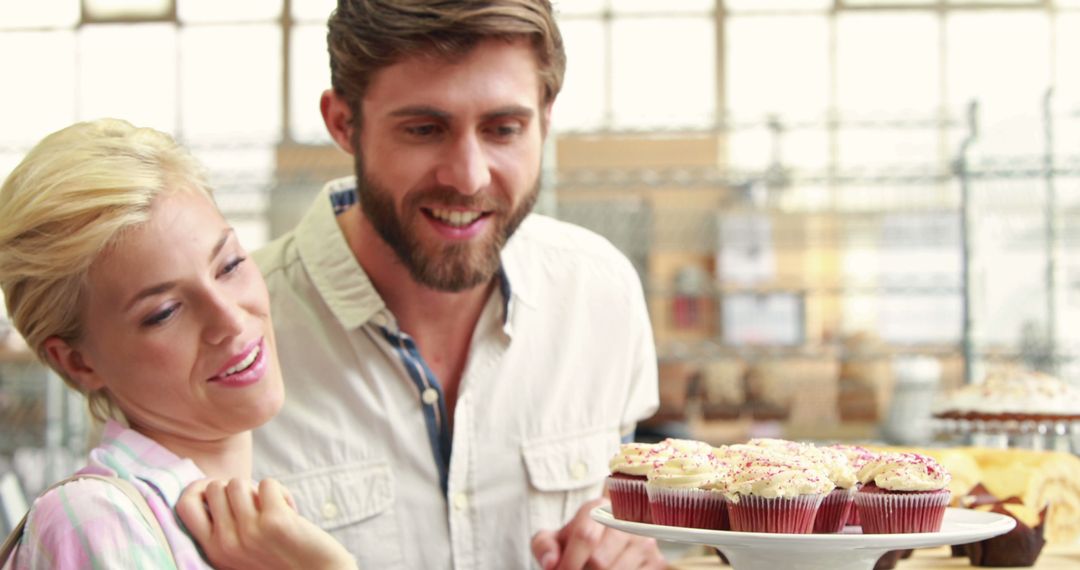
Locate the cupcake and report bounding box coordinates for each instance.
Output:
[855,452,951,534]
[607,438,714,523]
[646,453,728,530]
[607,442,663,523]
[829,444,877,526]
[749,439,858,533]
[720,445,833,534]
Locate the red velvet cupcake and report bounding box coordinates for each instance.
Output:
[607,439,713,524]
[719,445,833,534]
[814,487,856,533]
[607,442,666,523]
[829,444,878,526]
[854,452,951,534]
[646,453,728,530]
[745,439,859,533]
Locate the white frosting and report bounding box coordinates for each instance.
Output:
[718,445,834,500]
[857,452,951,492]
[829,444,877,472]
[609,438,715,477]
[647,454,722,489]
[746,438,858,489]
[609,442,666,476]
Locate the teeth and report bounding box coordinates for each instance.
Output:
[430,209,481,227]
[222,346,259,376]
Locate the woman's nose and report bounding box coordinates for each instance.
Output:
[201,290,245,345]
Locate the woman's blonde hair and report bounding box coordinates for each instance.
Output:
[0,118,213,422]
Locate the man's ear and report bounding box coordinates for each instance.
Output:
[321,89,357,155]
[43,336,104,392]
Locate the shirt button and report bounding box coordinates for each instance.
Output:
[321,501,339,520]
[422,388,439,405]
[453,492,469,511]
[570,461,588,480]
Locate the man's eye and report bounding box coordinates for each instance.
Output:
[405,124,441,137]
[490,123,523,139]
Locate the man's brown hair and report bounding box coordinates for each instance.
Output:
[328,0,565,124]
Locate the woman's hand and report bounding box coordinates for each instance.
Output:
[177,478,357,570]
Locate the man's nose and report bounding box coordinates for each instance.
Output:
[434,132,492,195]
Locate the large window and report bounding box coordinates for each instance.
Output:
[0,0,336,249]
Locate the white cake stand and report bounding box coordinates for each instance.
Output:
[591,506,1015,570]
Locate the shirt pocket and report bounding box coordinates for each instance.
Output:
[276,460,404,568]
[521,428,620,533]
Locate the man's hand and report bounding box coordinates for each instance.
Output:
[531,497,666,570]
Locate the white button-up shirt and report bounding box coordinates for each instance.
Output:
[252,177,658,570]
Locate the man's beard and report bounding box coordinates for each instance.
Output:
[355,156,539,292]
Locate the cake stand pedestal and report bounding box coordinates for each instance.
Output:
[933,417,1080,453]
[592,506,1015,570]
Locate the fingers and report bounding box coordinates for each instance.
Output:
[204,479,237,542]
[557,497,608,543]
[605,535,664,570]
[177,479,213,541]
[257,478,292,513]
[276,480,298,511]
[555,518,603,570]
[584,527,631,569]
[226,479,258,527]
[531,530,561,570]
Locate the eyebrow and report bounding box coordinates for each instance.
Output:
[388,104,535,122]
[123,228,234,312]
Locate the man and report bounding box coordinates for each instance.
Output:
[253,1,663,568]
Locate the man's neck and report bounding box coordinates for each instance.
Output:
[339,207,495,419]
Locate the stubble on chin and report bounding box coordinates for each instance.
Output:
[354,160,539,293]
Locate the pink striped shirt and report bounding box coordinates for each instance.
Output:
[13,421,212,569]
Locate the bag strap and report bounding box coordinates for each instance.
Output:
[1,473,175,567]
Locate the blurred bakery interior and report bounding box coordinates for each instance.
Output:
[4,0,1080,562]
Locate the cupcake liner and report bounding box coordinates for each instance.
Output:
[727,493,825,534]
[607,476,651,523]
[646,485,728,530]
[855,490,950,534]
[813,487,856,534]
[848,503,861,525]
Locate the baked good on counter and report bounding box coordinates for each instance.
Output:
[964,501,1048,567]
[932,368,1080,422]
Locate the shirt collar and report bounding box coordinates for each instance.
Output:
[295,176,386,330]
[93,420,205,507]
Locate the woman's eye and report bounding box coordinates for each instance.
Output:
[220,256,246,277]
[142,305,177,327]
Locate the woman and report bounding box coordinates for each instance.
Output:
[0,119,354,569]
